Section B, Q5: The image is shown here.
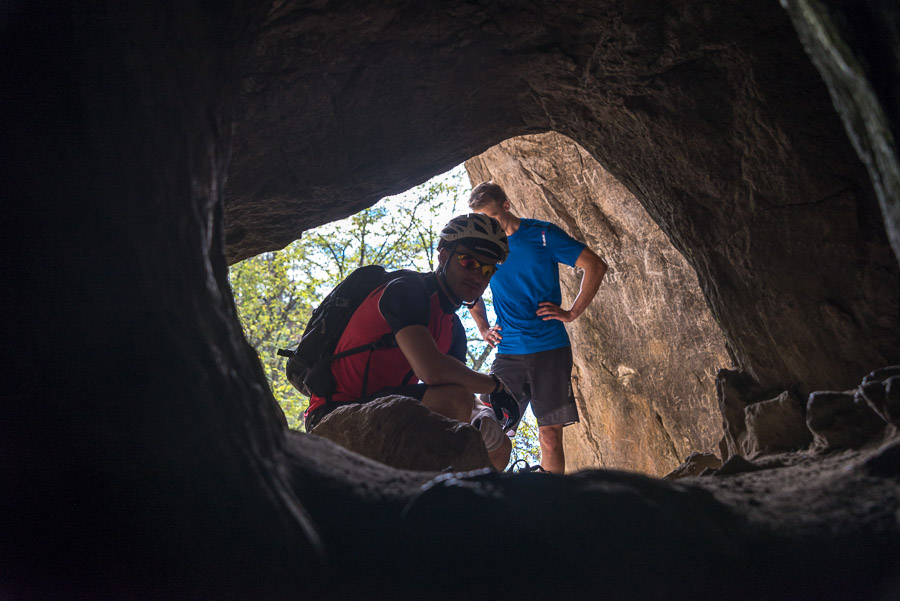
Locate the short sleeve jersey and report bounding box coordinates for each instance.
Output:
[306,272,466,415]
[490,219,585,354]
[378,273,467,363]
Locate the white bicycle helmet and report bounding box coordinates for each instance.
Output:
[439,213,509,263]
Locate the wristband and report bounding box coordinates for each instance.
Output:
[490,374,503,394]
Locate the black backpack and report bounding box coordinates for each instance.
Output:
[277,265,414,400]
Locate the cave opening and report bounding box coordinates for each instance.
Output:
[240,130,733,478]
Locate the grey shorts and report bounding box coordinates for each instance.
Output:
[492,346,579,430]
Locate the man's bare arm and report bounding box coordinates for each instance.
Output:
[536,247,607,322]
[394,324,497,393]
[569,247,607,318]
[468,297,502,347]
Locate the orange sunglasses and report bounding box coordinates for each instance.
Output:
[456,253,499,277]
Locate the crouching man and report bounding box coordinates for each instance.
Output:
[303,214,518,470]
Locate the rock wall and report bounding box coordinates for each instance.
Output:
[4,2,322,596]
[782,0,900,265]
[467,133,730,475]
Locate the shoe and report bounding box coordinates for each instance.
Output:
[506,459,548,473]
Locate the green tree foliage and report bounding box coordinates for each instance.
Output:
[228,242,326,428]
[508,408,542,468]
[229,167,542,468]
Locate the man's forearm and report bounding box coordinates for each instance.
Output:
[468,297,491,331]
[396,325,497,393]
[424,351,497,393]
[569,251,607,319]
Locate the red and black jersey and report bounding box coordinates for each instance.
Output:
[306,272,466,415]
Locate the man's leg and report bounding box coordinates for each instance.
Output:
[487,435,512,471]
[421,384,475,423]
[490,353,531,466]
[528,347,578,474]
[538,424,565,473]
[426,386,510,469]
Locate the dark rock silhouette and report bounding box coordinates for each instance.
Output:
[743,390,813,456]
[807,390,889,450]
[858,365,900,426]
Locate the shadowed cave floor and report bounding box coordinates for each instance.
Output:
[287,430,900,600]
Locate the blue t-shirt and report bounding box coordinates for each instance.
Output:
[490,219,585,354]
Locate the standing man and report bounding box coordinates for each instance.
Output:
[468,182,607,473]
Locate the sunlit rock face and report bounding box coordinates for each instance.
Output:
[467,133,730,475]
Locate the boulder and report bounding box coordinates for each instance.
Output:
[857,366,900,426]
[310,396,491,472]
[807,390,887,450]
[742,391,813,456]
[716,371,813,459]
[716,369,767,460]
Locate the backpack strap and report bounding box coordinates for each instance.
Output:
[358,332,398,399]
[328,331,397,362]
[277,325,396,362]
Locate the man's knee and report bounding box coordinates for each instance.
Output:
[539,424,564,449]
[423,384,474,422]
[444,383,475,410]
[488,436,512,471]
